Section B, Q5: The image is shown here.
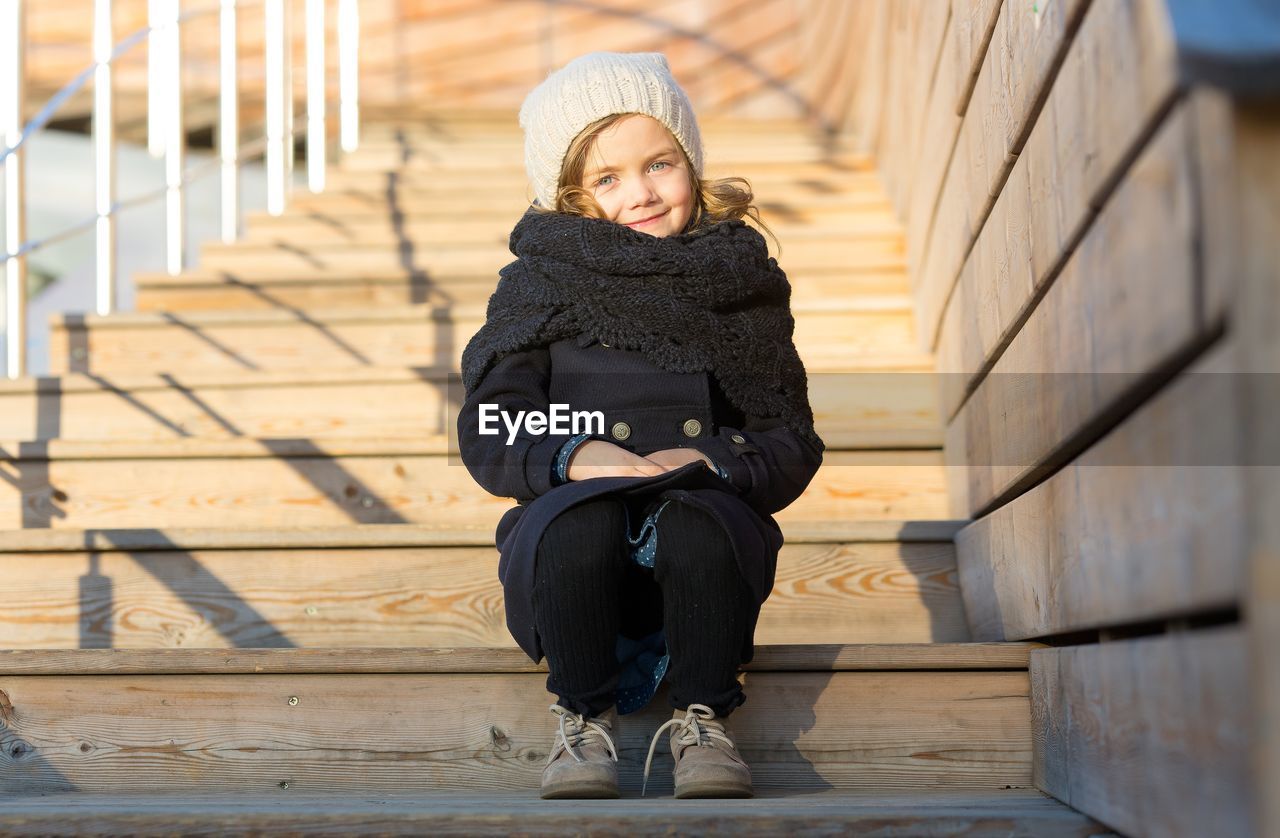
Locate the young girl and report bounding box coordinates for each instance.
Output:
[457,51,825,800]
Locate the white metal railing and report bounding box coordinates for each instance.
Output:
[1,0,362,379]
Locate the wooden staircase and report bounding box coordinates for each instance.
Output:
[0,114,1114,835]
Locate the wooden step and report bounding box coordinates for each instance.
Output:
[0,522,968,648]
[240,214,905,245]
[284,190,895,217]
[194,237,906,275]
[0,790,1115,835]
[339,147,874,170]
[0,367,942,448]
[47,304,926,375]
[0,437,950,528]
[0,644,1035,794]
[132,267,911,312]
[320,167,890,195]
[245,203,900,230]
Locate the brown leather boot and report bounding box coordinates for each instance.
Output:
[540,703,620,799]
[642,703,753,798]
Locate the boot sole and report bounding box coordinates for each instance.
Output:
[674,781,754,799]
[540,782,620,800]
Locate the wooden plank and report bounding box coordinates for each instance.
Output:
[0,539,970,648]
[914,0,1117,353]
[0,644,1042,675]
[955,340,1244,641]
[132,267,912,313]
[0,519,967,552]
[945,101,1205,518]
[936,65,1199,430]
[0,670,1031,794]
[905,9,962,282]
[0,447,950,529]
[240,215,906,244]
[0,789,1115,836]
[1229,102,1280,838]
[0,367,942,450]
[195,237,907,275]
[950,0,1002,116]
[47,309,924,375]
[1031,627,1251,836]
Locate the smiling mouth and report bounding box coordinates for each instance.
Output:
[626,209,668,227]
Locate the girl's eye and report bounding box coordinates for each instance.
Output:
[595,175,614,187]
[650,161,669,171]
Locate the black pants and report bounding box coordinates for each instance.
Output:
[531,496,755,719]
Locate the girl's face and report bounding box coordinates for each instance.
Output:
[580,114,693,237]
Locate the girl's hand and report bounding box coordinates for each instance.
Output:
[644,447,715,472]
[565,439,670,481]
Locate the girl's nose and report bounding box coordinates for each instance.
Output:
[627,176,661,207]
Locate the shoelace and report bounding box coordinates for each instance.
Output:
[549,704,619,765]
[641,703,735,797]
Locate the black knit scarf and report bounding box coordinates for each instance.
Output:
[461,207,824,453]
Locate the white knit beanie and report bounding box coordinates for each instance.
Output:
[518,51,705,209]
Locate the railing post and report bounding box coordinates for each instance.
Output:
[3,0,27,379]
[338,0,358,153]
[147,0,164,158]
[265,0,286,215]
[220,0,239,242]
[305,0,325,193]
[94,0,117,315]
[163,0,185,275]
[284,0,295,196]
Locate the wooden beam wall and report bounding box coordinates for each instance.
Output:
[874,0,1268,833]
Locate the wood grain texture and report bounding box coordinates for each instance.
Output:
[0,789,1115,836]
[950,0,1003,116]
[48,312,922,375]
[914,0,1111,353]
[0,447,950,529]
[0,520,967,553]
[944,101,1205,518]
[0,670,1032,794]
[1031,627,1251,836]
[0,643,1042,675]
[906,9,962,283]
[933,5,1189,429]
[1229,102,1280,838]
[0,540,968,648]
[0,366,942,450]
[955,340,1243,641]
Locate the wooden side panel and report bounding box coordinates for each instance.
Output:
[1229,102,1280,838]
[955,340,1243,641]
[950,0,1003,116]
[915,0,1130,353]
[945,103,1204,518]
[934,2,1191,427]
[1031,627,1252,836]
[905,15,962,277]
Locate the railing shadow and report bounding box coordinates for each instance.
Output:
[384,150,462,439]
[165,296,374,367]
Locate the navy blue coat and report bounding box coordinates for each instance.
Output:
[457,332,824,666]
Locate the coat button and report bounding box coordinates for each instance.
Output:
[682,419,702,437]
[730,434,746,444]
[611,421,631,441]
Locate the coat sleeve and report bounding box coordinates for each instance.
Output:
[457,346,567,502]
[688,416,824,516]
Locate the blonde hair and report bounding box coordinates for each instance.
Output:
[531,113,780,253]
